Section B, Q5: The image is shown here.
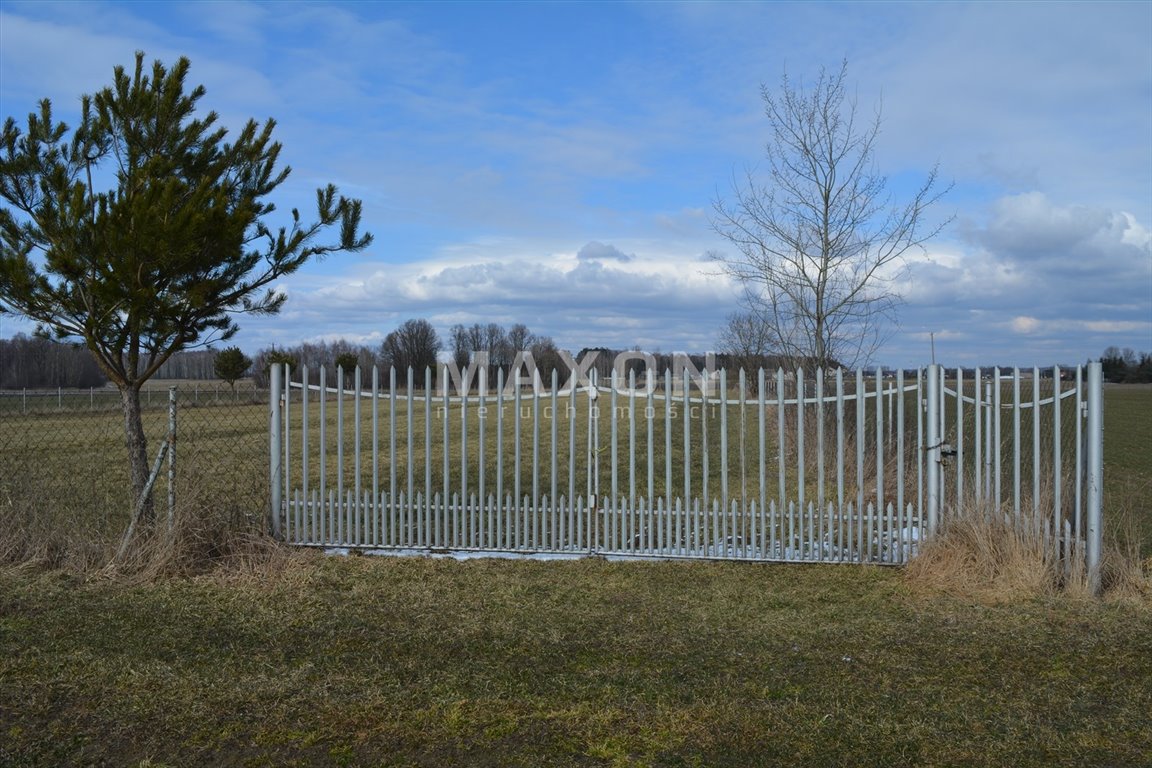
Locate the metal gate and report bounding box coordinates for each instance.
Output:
[269,362,1102,576]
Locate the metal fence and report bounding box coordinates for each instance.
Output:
[0,384,270,545]
[0,381,262,414]
[269,363,1104,577]
[0,364,1105,581]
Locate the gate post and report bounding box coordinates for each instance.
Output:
[925,364,941,538]
[1085,361,1103,596]
[167,386,177,533]
[270,362,283,539]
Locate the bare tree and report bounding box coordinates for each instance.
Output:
[380,318,441,383]
[483,323,512,370]
[718,311,774,374]
[506,323,536,354]
[711,61,950,370]
[448,324,471,371]
[530,335,562,385]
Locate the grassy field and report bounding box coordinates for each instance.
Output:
[1102,384,1152,551]
[0,385,1148,766]
[1,557,1150,767]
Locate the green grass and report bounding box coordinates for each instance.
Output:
[1102,384,1152,553]
[2,557,1150,767]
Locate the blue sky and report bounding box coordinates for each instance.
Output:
[1,0,1149,368]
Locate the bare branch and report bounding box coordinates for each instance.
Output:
[712,61,952,369]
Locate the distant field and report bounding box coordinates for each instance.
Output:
[0,379,262,413]
[1101,385,1152,552]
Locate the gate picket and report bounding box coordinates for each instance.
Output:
[270,362,1103,579]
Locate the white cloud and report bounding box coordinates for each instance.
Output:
[1011,316,1042,335]
[247,239,736,353]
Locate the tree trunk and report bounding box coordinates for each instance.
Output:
[119,384,154,523]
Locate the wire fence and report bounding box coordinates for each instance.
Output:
[0,384,271,550]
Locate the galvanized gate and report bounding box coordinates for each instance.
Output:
[269,362,1102,576]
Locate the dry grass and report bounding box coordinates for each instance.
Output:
[0,476,112,573]
[906,505,1072,601]
[906,500,1150,604]
[904,383,1151,603]
[0,450,291,584]
[108,505,292,585]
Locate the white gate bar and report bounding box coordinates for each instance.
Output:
[532,371,540,547]
[993,368,1002,510]
[874,368,884,532]
[1012,367,1021,523]
[955,367,964,513]
[925,363,940,537]
[1032,367,1041,525]
[758,368,767,559]
[269,362,282,538]
[975,379,983,504]
[815,370,825,558]
[629,369,637,517]
[776,367,786,531]
[796,369,805,532]
[1086,361,1103,595]
[1074,365,1083,540]
[855,367,866,560]
[1052,365,1062,551]
[569,374,578,550]
[839,376,848,562]
[424,367,433,548]
[552,370,560,551]
[647,371,655,521]
[720,368,728,519]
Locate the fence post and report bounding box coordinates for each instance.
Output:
[270,362,283,539]
[925,364,941,538]
[1085,361,1103,596]
[167,386,177,532]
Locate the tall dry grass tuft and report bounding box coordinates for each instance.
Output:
[0,476,117,573]
[107,463,307,583]
[1,460,306,584]
[906,491,1150,604]
[1094,495,1152,604]
[905,504,1062,601]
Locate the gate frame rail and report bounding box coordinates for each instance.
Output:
[270,361,1104,590]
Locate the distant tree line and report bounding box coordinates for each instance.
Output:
[250,320,567,390]
[0,334,106,388]
[448,322,563,386]
[247,319,731,391]
[0,336,261,389]
[153,349,218,380]
[1100,347,1152,384]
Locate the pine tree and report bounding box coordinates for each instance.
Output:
[0,53,372,540]
[214,346,253,390]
